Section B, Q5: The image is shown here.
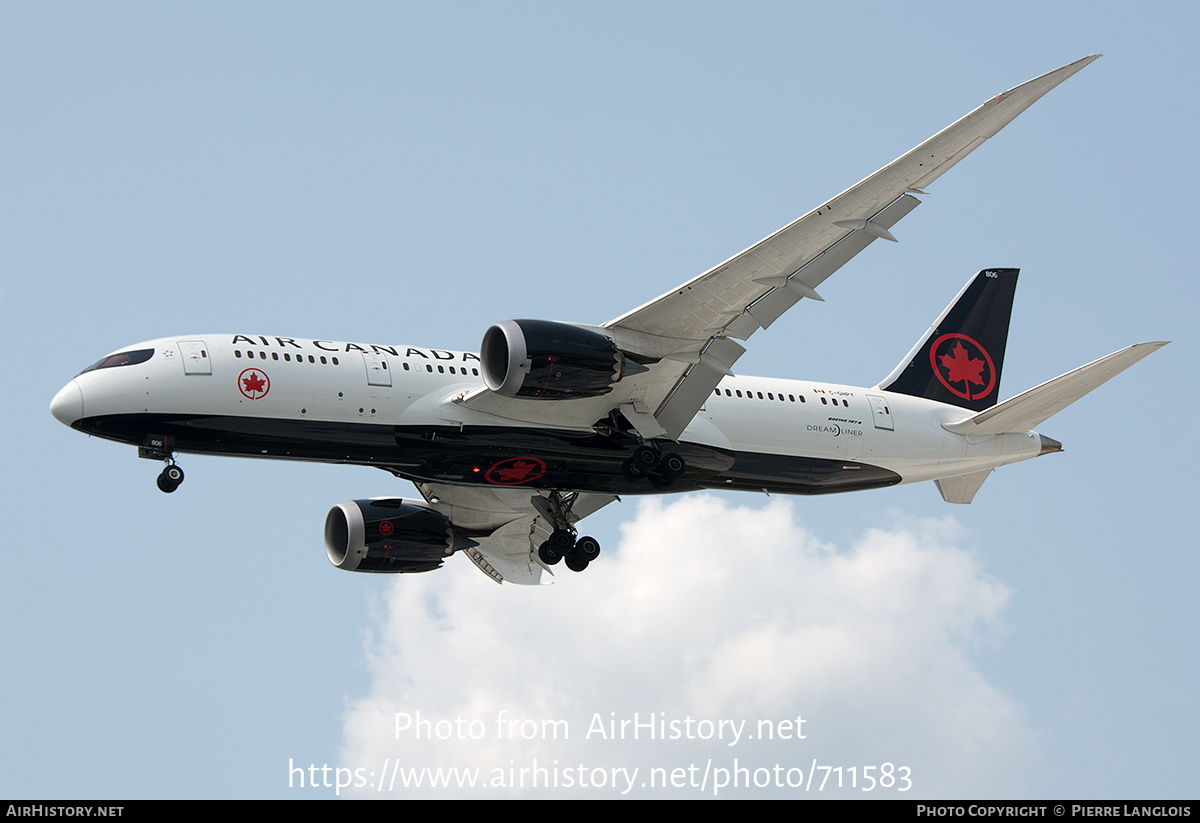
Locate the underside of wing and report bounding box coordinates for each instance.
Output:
[414,482,617,584]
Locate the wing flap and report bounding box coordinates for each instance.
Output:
[414,483,617,585]
[463,516,542,585]
[736,193,923,337]
[655,336,746,439]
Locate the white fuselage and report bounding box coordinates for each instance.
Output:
[52,334,1046,496]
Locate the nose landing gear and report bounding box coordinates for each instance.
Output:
[140,435,185,494]
[156,462,185,494]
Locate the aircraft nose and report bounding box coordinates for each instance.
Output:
[50,380,83,426]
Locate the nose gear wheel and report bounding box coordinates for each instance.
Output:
[157,462,184,493]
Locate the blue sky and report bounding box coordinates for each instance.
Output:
[2,2,1195,798]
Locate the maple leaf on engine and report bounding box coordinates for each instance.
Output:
[939,343,986,388]
[242,372,266,394]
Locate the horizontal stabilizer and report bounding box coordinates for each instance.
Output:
[943,342,1168,435]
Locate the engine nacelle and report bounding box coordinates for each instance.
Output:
[324,498,472,573]
[481,319,629,399]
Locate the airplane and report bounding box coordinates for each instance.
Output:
[49,55,1166,585]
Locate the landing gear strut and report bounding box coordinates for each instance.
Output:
[534,492,602,573]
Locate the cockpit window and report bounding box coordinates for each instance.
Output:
[79,348,154,375]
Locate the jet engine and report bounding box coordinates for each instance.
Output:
[481,319,636,398]
[324,498,474,573]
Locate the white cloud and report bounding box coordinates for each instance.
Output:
[337,495,1037,798]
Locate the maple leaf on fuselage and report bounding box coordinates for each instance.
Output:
[242,372,266,394]
[939,343,986,390]
[495,461,539,482]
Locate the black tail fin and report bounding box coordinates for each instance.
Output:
[877,268,1018,411]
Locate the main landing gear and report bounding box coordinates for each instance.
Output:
[538,530,601,572]
[156,461,185,494]
[595,410,689,490]
[533,491,602,573]
[621,444,686,489]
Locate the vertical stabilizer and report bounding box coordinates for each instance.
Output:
[877,268,1018,412]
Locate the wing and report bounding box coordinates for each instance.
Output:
[458,56,1099,440]
[602,55,1100,437]
[414,482,617,584]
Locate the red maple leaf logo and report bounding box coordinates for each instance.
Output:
[938,342,986,389]
[929,333,996,402]
[484,457,546,485]
[242,372,266,394]
[238,368,270,399]
[495,460,539,482]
